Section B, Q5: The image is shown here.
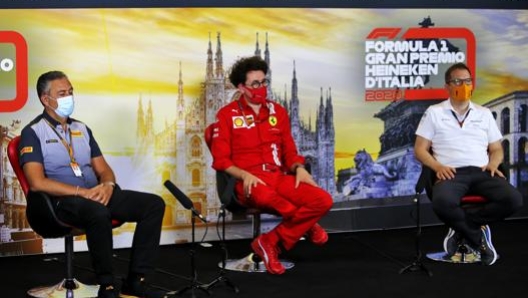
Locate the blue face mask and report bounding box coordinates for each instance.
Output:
[53,95,75,118]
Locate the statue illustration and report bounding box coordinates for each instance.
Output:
[342,149,397,196]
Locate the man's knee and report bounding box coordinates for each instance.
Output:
[318,192,333,213]
[431,195,459,214]
[86,204,112,223]
[307,189,333,213]
[152,194,165,209]
[147,194,166,217]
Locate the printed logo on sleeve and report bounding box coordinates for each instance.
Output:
[20,146,33,155]
[71,130,83,137]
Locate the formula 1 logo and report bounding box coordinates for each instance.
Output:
[0,31,28,112]
[364,27,476,101]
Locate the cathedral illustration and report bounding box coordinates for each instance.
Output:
[134,32,336,225]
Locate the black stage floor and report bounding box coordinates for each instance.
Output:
[1,218,527,298]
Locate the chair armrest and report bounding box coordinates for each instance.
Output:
[216,171,246,213]
[417,165,435,201]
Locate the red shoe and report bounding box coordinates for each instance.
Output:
[251,234,285,275]
[307,223,328,246]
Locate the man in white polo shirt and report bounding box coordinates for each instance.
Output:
[414,62,523,265]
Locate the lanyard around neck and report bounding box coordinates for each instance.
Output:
[237,99,256,127]
[44,119,76,163]
[450,109,471,128]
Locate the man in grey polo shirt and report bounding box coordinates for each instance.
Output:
[414,62,523,266]
[19,71,167,298]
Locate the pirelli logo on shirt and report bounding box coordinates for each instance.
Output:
[232,115,255,129]
[71,130,83,137]
[20,146,33,155]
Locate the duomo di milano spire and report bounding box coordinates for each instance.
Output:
[135,32,336,223]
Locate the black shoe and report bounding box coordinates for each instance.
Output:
[121,276,168,298]
[443,228,463,257]
[98,284,118,298]
[479,225,498,266]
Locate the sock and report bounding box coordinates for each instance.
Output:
[127,272,145,283]
[99,284,115,293]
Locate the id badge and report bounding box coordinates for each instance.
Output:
[70,162,83,177]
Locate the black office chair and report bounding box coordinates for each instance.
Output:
[8,135,122,297]
[204,124,294,272]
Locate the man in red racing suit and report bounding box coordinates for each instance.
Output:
[210,56,333,275]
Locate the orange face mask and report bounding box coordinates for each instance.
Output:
[452,84,473,101]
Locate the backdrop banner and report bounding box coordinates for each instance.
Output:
[1,8,527,255]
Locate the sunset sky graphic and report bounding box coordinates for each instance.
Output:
[1,8,527,171]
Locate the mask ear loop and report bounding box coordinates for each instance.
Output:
[238,84,255,103]
[44,94,55,109]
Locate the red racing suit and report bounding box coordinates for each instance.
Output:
[211,97,332,250]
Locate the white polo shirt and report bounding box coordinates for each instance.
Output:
[415,99,502,168]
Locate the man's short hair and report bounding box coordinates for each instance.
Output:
[444,63,472,83]
[36,71,68,98]
[229,56,268,87]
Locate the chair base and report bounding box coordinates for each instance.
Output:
[219,253,295,273]
[27,278,99,298]
[426,251,481,263]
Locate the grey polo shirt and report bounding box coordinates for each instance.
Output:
[18,111,102,188]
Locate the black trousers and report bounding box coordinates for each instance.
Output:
[53,185,165,285]
[431,166,523,247]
